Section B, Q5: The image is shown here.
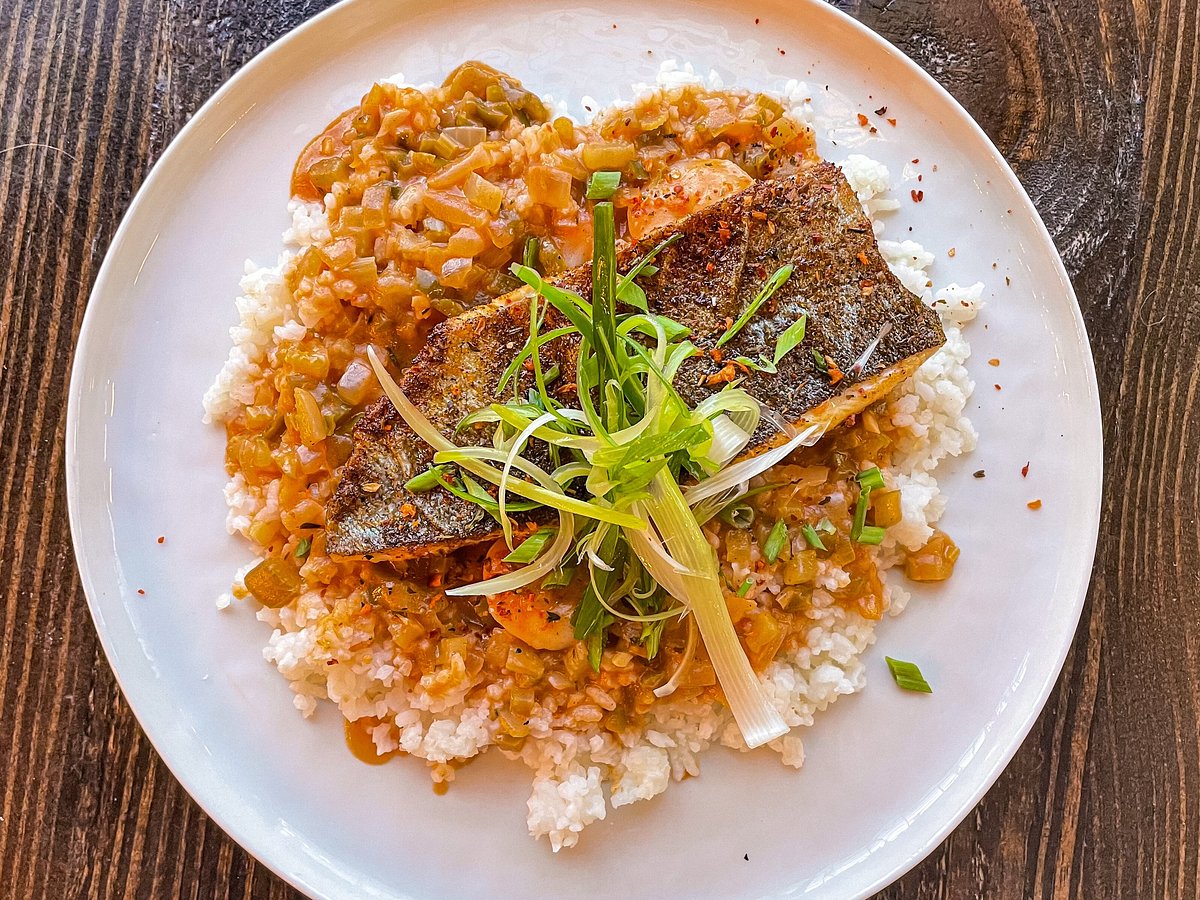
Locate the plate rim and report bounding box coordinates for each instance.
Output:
[64,0,1103,896]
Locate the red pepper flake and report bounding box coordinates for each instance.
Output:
[326,659,338,666]
[137,589,146,595]
[556,382,577,395]
[400,503,416,517]
[430,572,444,588]
[911,189,924,203]
[1021,461,1030,478]
[856,251,870,265]
[767,219,776,235]
[704,363,739,386]
[911,158,920,164]
[994,384,1001,391]
[1027,499,1042,510]
[972,470,985,479]
[751,210,767,221]
[988,358,1000,367]
[869,126,878,135]
[778,48,786,56]
[825,356,845,385]
[856,113,870,127]
[705,261,715,273]
[754,16,760,23]
[887,118,897,127]
[710,347,724,363]
[157,536,165,544]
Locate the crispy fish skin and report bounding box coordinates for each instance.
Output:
[326,163,945,560]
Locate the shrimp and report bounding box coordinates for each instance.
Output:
[627,158,754,241]
[482,539,580,651]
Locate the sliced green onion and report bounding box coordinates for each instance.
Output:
[815,516,836,534]
[737,577,754,597]
[404,465,450,492]
[522,236,539,271]
[850,485,871,542]
[541,565,576,588]
[800,522,826,551]
[586,170,621,199]
[856,466,885,491]
[715,264,794,349]
[772,315,808,365]
[885,656,933,693]
[856,525,886,545]
[719,504,755,529]
[763,519,788,564]
[504,529,558,564]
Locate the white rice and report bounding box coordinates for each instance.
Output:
[203,62,980,851]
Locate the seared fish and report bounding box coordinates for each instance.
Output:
[326,162,945,560]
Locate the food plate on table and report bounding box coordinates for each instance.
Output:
[65,0,1102,897]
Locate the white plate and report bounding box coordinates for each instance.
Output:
[66,0,1102,896]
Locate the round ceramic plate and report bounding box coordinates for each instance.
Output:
[66,0,1102,896]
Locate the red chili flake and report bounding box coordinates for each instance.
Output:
[1021,461,1030,478]
[751,210,767,220]
[767,219,776,235]
[911,189,924,203]
[856,251,869,265]
[556,382,577,395]
[137,589,146,595]
[911,158,920,164]
[994,384,1001,391]
[157,536,165,544]
[778,48,786,56]
[326,659,338,666]
[988,358,1000,367]
[705,261,715,273]
[1027,499,1042,510]
[972,470,986,479]
[811,233,824,245]
[430,572,444,588]
[704,363,739,386]
[856,113,870,127]
[825,356,845,385]
[400,503,416,517]
[755,17,760,24]
[710,347,724,363]
[874,106,887,116]
[887,118,897,127]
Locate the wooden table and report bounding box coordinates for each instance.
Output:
[0,0,1176,895]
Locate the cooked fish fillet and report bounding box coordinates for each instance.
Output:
[325,162,945,560]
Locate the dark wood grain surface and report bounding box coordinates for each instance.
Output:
[0,0,1177,895]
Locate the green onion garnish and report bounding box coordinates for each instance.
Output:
[763,519,789,564]
[541,565,576,589]
[586,170,622,199]
[856,525,886,545]
[772,315,807,365]
[504,529,558,564]
[856,466,885,491]
[719,503,755,529]
[522,236,540,271]
[814,516,836,534]
[885,657,933,693]
[737,577,754,597]
[404,465,450,492]
[811,348,827,371]
[294,538,311,559]
[800,522,826,551]
[716,265,794,349]
[850,485,871,542]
